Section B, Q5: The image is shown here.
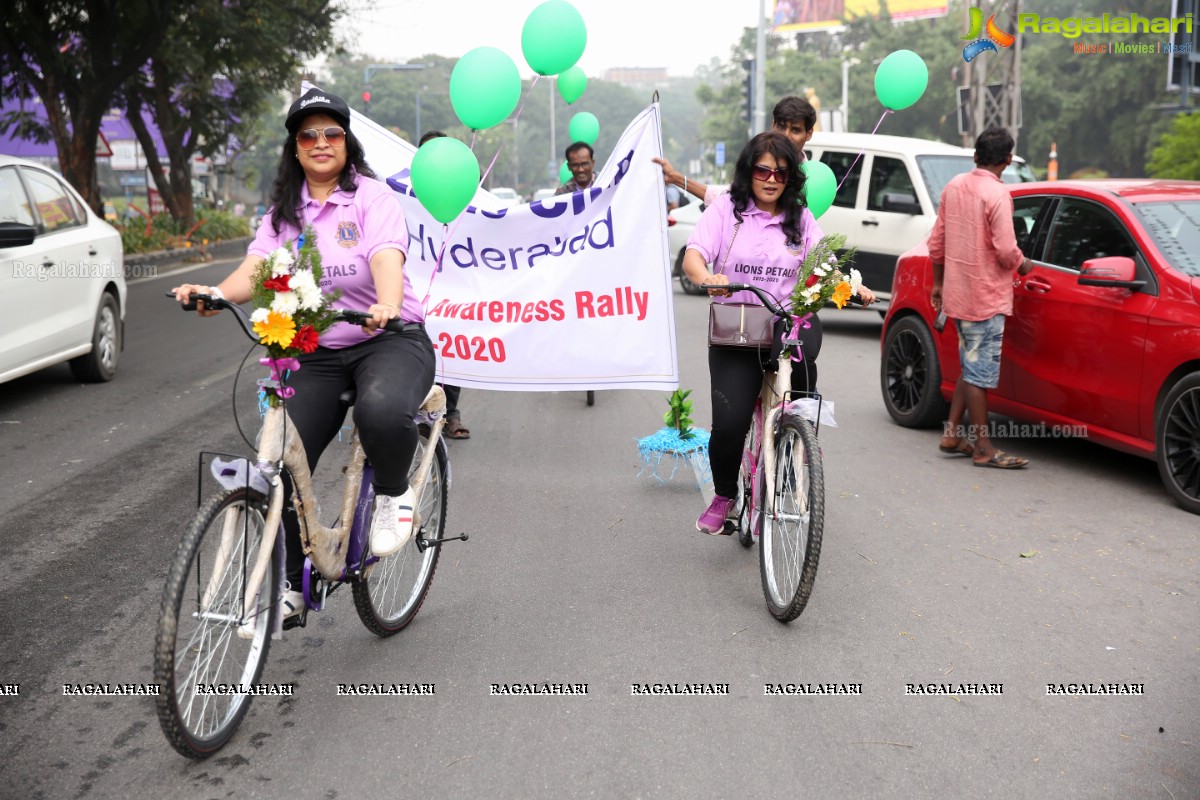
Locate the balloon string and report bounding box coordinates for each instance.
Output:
[420,220,465,308]
[474,73,540,191]
[833,109,894,194]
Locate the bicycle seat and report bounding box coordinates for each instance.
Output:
[338,389,356,408]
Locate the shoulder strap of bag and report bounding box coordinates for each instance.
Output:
[715,221,742,276]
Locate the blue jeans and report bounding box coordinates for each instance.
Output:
[955,315,1005,389]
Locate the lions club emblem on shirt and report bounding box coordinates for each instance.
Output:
[336,221,360,248]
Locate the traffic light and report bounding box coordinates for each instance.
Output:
[740,59,754,134]
[362,89,371,116]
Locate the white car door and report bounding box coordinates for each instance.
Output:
[19,166,97,358]
[856,153,936,292]
[0,165,61,375]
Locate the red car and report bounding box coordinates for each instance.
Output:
[880,180,1200,514]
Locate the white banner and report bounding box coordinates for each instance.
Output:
[348,102,679,393]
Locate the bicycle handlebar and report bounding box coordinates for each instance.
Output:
[718,282,868,323]
[166,292,414,342]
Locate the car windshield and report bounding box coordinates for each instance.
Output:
[917,155,1036,210]
[1133,200,1200,277]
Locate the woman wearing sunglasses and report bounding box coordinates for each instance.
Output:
[172,88,435,617]
[682,131,875,535]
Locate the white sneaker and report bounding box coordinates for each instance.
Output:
[237,584,304,640]
[370,487,416,557]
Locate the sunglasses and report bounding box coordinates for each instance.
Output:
[296,126,346,150]
[751,164,789,183]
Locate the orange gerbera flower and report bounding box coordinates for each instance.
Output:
[831,280,853,309]
[253,310,296,348]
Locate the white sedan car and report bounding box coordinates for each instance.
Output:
[0,155,125,384]
[489,187,522,208]
[666,188,727,295]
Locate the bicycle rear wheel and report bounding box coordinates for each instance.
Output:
[759,416,825,622]
[353,429,446,636]
[155,487,279,758]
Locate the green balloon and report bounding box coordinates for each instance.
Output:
[559,160,572,184]
[874,49,929,111]
[801,160,837,219]
[567,111,599,145]
[410,137,481,223]
[557,66,587,104]
[449,47,522,131]
[522,0,587,76]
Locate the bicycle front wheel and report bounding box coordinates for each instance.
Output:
[155,487,280,758]
[353,429,446,636]
[759,416,825,622]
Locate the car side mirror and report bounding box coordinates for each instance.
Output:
[0,221,37,248]
[881,192,921,215]
[1077,256,1145,290]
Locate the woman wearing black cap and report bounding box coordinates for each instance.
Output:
[172,88,435,623]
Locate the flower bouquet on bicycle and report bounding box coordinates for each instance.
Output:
[155,229,460,759]
[719,233,861,623]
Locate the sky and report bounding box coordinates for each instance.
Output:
[333,0,763,77]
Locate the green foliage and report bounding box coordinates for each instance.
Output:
[113,210,251,253]
[789,233,859,315]
[663,389,696,440]
[694,0,1178,178]
[1147,113,1200,180]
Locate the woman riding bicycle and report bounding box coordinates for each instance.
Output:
[172,88,435,618]
[682,131,875,535]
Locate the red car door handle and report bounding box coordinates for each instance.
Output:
[1023,278,1051,293]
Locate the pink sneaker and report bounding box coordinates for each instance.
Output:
[696,495,736,535]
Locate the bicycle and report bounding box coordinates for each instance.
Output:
[714,283,830,623]
[154,292,467,759]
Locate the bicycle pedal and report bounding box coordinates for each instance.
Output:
[282,614,306,631]
[720,521,737,536]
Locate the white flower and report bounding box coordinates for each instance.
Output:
[849,268,863,294]
[814,264,828,277]
[290,270,323,311]
[270,247,294,276]
[270,290,299,316]
[250,307,270,324]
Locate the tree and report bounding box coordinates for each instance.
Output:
[0,0,171,213]
[1147,113,1200,180]
[122,0,342,226]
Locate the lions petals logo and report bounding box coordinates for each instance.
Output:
[962,6,1015,62]
[336,221,360,248]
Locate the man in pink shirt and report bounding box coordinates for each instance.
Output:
[929,127,1033,469]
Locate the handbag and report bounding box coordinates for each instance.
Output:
[706,223,775,350]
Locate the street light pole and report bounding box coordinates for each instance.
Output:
[840,58,860,132]
[549,78,557,182]
[753,0,767,134]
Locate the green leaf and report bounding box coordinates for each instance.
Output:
[1019,549,1039,559]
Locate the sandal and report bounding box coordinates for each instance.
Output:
[973,451,1028,469]
[938,439,974,457]
[444,418,470,440]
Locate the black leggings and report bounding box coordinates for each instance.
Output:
[708,316,822,499]
[279,328,435,579]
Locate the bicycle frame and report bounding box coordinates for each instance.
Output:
[722,284,821,540]
[236,385,447,627]
[174,291,449,634]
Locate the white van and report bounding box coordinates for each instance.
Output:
[804,132,1035,302]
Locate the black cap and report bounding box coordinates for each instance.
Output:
[286,88,351,133]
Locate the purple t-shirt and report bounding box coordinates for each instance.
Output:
[249,174,419,349]
[686,193,823,308]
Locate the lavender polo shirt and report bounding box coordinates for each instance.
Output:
[686,193,823,308]
[248,174,419,349]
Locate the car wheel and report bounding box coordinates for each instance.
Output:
[69,292,120,382]
[880,315,947,428]
[1155,371,1200,515]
